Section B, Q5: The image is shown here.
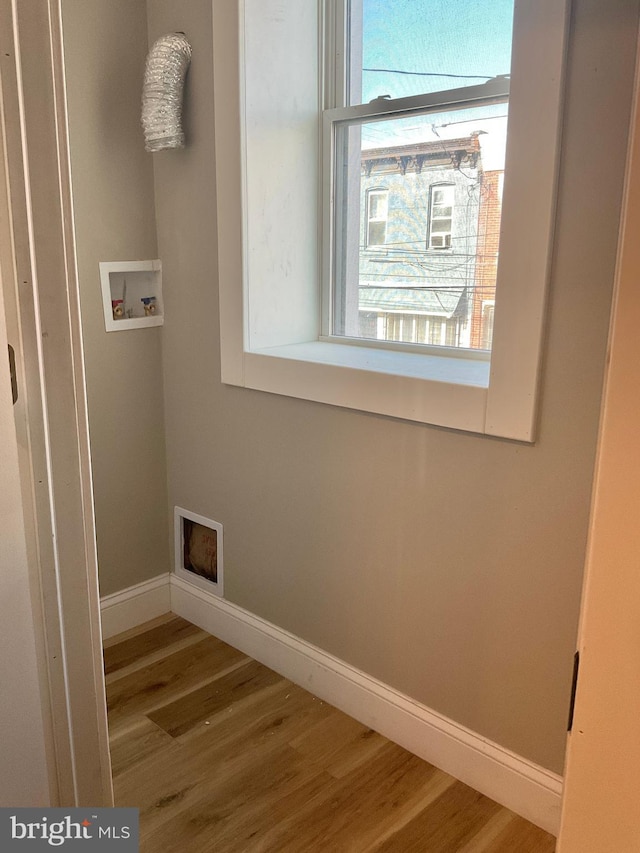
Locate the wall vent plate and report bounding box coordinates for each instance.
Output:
[174,507,224,598]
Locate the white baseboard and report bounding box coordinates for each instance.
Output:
[170,574,563,836]
[100,574,171,640]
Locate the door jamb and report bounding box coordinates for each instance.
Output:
[0,0,112,806]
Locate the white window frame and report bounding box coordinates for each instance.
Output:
[213,0,569,442]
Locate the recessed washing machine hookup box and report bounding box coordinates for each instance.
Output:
[99,259,163,331]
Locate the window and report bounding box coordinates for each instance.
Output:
[325,9,509,351]
[214,0,569,441]
[380,313,460,346]
[428,185,454,250]
[366,189,388,246]
[480,301,495,350]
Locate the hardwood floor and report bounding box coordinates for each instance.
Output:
[105,614,557,853]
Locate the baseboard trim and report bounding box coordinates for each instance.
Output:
[170,574,563,836]
[100,574,171,640]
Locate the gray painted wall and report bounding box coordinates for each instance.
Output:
[149,0,638,775]
[62,0,169,596]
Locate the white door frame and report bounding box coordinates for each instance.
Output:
[0,0,112,806]
[557,30,640,853]
[0,132,50,808]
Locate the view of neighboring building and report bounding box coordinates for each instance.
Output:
[357,132,503,350]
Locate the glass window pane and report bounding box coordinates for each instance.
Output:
[332,104,507,350]
[368,220,386,245]
[348,0,515,105]
[369,192,387,219]
[433,187,453,206]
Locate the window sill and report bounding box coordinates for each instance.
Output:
[238,341,490,432]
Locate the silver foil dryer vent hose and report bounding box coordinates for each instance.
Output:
[141,32,192,152]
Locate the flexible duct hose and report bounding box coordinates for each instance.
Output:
[141,33,192,152]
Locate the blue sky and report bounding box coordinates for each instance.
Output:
[359,0,514,103]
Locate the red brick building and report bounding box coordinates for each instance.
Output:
[470,169,503,349]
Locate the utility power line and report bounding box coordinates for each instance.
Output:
[362,68,495,80]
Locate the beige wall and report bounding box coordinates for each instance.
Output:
[62,0,169,596]
[148,0,639,775]
[61,0,638,775]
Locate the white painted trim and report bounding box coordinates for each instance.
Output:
[485,0,570,441]
[213,0,245,386]
[100,574,171,640]
[170,574,563,835]
[245,348,488,432]
[3,0,113,806]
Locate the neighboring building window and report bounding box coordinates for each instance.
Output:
[480,301,495,350]
[358,310,379,339]
[428,185,454,250]
[366,189,388,246]
[358,311,461,347]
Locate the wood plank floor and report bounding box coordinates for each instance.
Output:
[105,614,557,853]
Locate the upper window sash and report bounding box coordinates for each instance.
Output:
[324,76,511,123]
